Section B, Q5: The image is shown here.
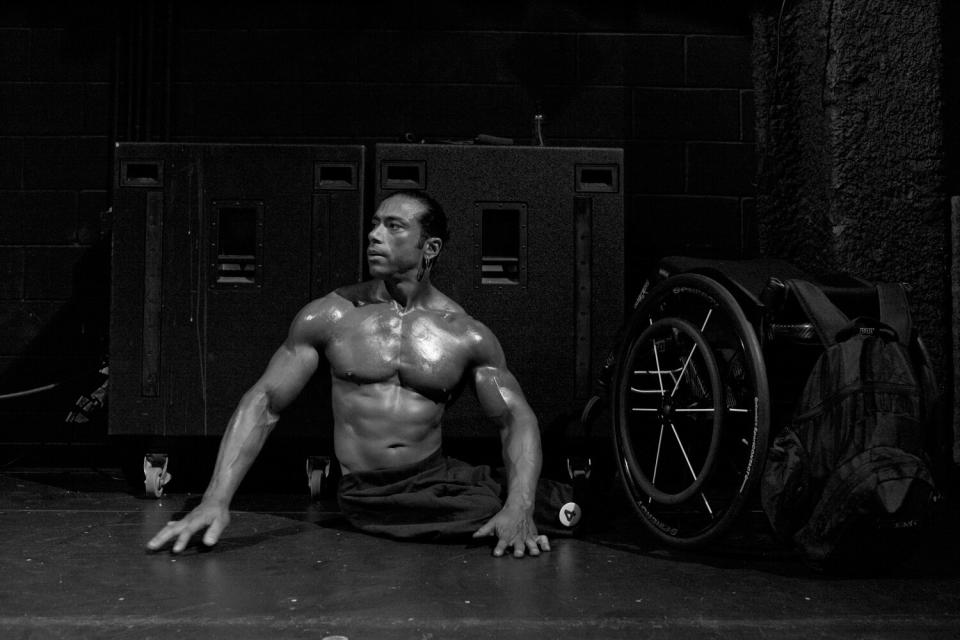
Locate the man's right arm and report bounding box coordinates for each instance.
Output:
[146,296,337,553]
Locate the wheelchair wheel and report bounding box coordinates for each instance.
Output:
[613,273,770,547]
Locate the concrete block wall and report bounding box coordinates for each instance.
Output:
[0,1,754,440]
[0,5,113,440]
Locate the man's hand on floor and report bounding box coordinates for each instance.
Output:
[146,500,231,553]
[473,505,551,558]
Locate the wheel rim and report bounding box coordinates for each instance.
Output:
[618,317,724,505]
[613,273,770,546]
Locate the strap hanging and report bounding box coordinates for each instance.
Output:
[875,283,912,343]
[785,279,850,347]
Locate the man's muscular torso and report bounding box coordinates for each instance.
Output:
[315,281,480,473]
[146,192,551,558]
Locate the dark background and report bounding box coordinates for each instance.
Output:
[0,1,955,474]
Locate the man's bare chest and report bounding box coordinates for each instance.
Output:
[325,305,470,390]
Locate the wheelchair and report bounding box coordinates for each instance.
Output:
[605,255,940,548]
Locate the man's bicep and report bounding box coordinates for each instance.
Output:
[254,342,320,412]
[474,364,533,425]
[252,299,331,411]
[469,323,529,421]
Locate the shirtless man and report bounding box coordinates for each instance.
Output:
[146,191,557,558]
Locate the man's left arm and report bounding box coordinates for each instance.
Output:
[470,327,551,558]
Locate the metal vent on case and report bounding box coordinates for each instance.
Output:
[120,160,163,187]
[477,203,527,286]
[575,164,619,193]
[210,202,263,288]
[381,161,426,190]
[315,162,358,190]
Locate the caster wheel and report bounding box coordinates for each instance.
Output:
[143,453,172,498]
[306,456,332,500]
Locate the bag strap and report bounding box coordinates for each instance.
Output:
[875,283,913,344]
[785,279,850,347]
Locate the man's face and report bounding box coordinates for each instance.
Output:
[366,195,430,280]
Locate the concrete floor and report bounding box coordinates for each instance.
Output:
[2,466,960,640]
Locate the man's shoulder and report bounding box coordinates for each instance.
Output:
[427,289,467,317]
[424,294,496,344]
[289,286,370,339]
[423,290,475,326]
[333,281,379,307]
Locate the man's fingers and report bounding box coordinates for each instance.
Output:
[147,505,229,553]
[146,522,180,550]
[165,518,205,553]
[524,537,541,556]
[537,534,551,552]
[472,521,495,539]
[202,518,225,547]
[172,527,195,554]
[145,531,169,550]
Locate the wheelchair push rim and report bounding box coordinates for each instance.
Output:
[613,273,771,547]
[618,316,725,505]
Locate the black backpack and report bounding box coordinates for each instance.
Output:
[761,279,946,570]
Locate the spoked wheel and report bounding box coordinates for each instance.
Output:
[613,273,770,547]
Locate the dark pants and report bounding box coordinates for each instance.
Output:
[337,449,577,542]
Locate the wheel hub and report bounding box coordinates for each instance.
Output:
[659,399,673,419]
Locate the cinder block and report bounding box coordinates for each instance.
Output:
[77,190,108,244]
[488,32,578,85]
[24,246,87,300]
[0,300,59,354]
[0,84,26,136]
[633,88,740,140]
[0,137,23,188]
[178,83,305,138]
[1,5,114,30]
[29,28,112,82]
[300,83,362,137]
[354,84,523,140]
[0,192,26,241]
[621,5,752,36]
[686,35,752,88]
[0,190,77,244]
[528,87,631,140]
[478,32,578,85]
[83,83,110,134]
[741,90,755,142]
[686,141,756,196]
[177,3,373,29]
[0,248,24,299]
[579,34,684,86]
[176,3,583,32]
[177,29,311,82]
[741,197,758,257]
[408,85,523,139]
[297,31,364,83]
[22,136,110,189]
[624,141,684,194]
[357,32,576,85]
[0,28,29,81]
[628,194,743,258]
[0,83,85,135]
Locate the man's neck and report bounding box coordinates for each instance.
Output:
[380,275,433,312]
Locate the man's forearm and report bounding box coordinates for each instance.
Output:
[202,390,278,505]
[500,419,542,513]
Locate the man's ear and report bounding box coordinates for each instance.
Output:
[423,237,442,260]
